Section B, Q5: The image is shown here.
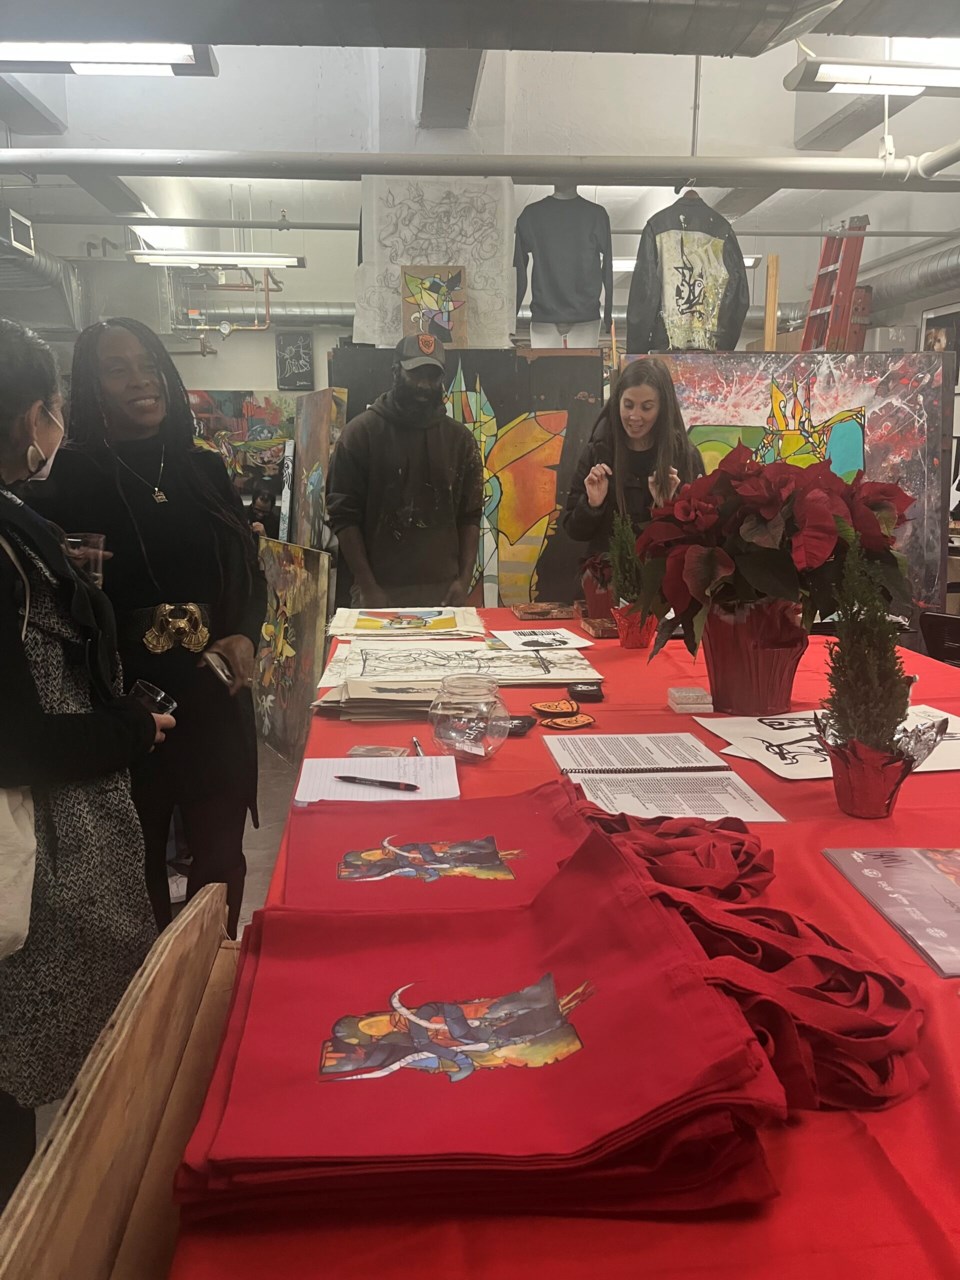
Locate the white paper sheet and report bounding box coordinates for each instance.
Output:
[695,704,960,780]
[578,772,784,823]
[319,641,603,688]
[545,733,728,774]
[490,628,592,651]
[294,755,460,803]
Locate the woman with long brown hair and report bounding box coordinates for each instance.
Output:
[563,357,704,555]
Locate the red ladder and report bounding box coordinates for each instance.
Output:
[801,215,870,352]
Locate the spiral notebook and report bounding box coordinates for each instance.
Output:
[545,733,784,823]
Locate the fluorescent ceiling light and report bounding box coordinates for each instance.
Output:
[128,249,305,269]
[0,43,217,77]
[785,57,960,97]
[74,64,175,77]
[0,42,194,64]
[827,82,923,97]
[743,255,763,268]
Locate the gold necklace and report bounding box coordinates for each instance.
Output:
[112,443,167,503]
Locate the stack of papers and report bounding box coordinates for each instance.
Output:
[544,734,784,823]
[490,628,592,651]
[327,607,485,640]
[319,641,604,688]
[695,704,960,781]
[313,680,441,722]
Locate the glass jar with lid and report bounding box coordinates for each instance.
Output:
[428,676,510,762]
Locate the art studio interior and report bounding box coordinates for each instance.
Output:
[2,3,960,1278]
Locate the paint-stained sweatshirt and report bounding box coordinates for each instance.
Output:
[325,392,484,593]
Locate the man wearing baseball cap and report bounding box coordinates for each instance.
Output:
[326,335,483,607]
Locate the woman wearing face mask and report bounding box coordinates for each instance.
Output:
[562,357,705,556]
[27,318,266,939]
[0,319,172,1208]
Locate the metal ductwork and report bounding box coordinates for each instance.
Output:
[868,243,960,312]
[0,222,80,332]
[191,301,810,333]
[817,0,960,37]
[0,1,844,57]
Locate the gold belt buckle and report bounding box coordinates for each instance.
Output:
[143,603,211,654]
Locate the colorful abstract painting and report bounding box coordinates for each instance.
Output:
[254,538,331,763]
[189,388,298,486]
[319,973,593,1083]
[623,353,950,607]
[337,834,521,882]
[329,348,603,607]
[292,387,346,550]
[402,265,468,346]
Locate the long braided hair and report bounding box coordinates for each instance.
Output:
[68,318,258,591]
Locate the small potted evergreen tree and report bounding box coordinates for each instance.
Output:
[818,537,944,818]
[609,512,656,649]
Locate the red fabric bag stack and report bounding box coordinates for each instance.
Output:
[177,829,788,1221]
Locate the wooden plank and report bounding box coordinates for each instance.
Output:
[0,886,227,1280]
[110,941,240,1280]
[763,253,780,352]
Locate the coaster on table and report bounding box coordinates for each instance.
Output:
[540,713,596,730]
[532,698,580,716]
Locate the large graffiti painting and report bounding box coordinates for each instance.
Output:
[626,353,948,606]
[319,973,593,1083]
[447,361,568,606]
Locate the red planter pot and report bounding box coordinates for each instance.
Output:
[825,739,913,819]
[701,599,808,716]
[581,574,615,620]
[611,606,657,650]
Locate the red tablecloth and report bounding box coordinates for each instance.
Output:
[172,612,960,1279]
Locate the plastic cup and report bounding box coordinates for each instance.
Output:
[66,532,106,588]
[130,680,178,716]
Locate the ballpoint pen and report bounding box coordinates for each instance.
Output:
[411,736,425,756]
[334,775,421,792]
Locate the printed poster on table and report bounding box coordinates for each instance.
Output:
[823,847,960,976]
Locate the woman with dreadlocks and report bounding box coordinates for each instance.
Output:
[28,318,266,937]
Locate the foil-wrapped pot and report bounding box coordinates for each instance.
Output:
[814,713,948,819]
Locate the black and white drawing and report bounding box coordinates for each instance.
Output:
[319,641,602,688]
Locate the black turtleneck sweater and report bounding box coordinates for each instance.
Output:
[326,391,484,593]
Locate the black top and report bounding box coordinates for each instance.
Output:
[514,195,614,328]
[0,489,155,790]
[326,392,484,594]
[562,424,705,556]
[626,195,749,355]
[26,441,267,807]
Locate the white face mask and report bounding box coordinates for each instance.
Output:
[27,404,65,483]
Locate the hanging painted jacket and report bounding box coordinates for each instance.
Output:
[626,196,750,354]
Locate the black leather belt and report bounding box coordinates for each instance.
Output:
[122,603,213,654]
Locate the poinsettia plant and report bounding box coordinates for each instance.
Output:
[581,552,613,589]
[635,443,914,657]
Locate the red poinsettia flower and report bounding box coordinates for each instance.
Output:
[635,519,692,558]
[663,544,735,613]
[672,495,721,532]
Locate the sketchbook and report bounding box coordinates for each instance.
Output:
[823,847,960,977]
[695,704,960,781]
[319,641,604,688]
[544,734,784,823]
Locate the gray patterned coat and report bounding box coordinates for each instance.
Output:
[0,531,156,1107]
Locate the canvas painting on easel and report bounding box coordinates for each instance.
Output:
[402,265,468,347]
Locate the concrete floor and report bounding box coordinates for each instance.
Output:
[239,745,300,931]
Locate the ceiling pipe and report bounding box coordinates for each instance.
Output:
[916,138,960,180]
[869,243,960,311]
[4,148,960,192]
[189,300,811,332]
[22,213,960,241]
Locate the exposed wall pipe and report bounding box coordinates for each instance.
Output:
[23,215,958,243]
[4,149,960,192]
[917,138,960,180]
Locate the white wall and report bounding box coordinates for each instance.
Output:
[166,326,350,393]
